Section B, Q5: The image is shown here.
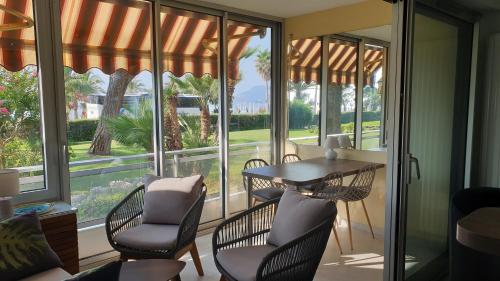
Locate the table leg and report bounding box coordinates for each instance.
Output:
[171,275,181,281]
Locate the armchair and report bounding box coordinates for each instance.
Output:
[105,177,207,276]
[213,192,336,281]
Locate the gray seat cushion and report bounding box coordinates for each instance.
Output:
[267,189,336,247]
[216,245,276,281]
[142,175,203,224]
[114,224,179,251]
[252,187,284,201]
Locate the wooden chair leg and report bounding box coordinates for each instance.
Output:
[171,275,181,281]
[361,200,375,239]
[189,242,204,276]
[345,201,353,251]
[219,275,226,281]
[332,222,343,255]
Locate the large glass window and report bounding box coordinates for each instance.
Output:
[287,35,388,151]
[59,0,155,223]
[362,44,387,150]
[159,7,222,223]
[326,38,358,146]
[227,20,273,213]
[287,37,321,146]
[0,1,46,193]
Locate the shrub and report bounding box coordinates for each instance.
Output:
[1,137,43,170]
[67,119,98,142]
[289,99,313,129]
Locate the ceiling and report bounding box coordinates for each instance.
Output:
[454,0,500,13]
[187,0,366,18]
[347,25,392,42]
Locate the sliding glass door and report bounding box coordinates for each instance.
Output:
[388,1,473,280]
[226,20,274,213]
[159,6,223,223]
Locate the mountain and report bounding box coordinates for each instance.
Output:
[233,85,267,103]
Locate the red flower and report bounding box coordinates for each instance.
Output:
[0,86,5,92]
[0,107,9,115]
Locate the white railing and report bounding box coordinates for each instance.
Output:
[15,130,380,186]
[16,141,271,185]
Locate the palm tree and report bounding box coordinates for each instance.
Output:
[105,101,153,152]
[255,49,271,108]
[172,74,218,142]
[64,68,103,119]
[288,81,312,101]
[126,79,146,94]
[163,79,182,150]
[227,47,258,119]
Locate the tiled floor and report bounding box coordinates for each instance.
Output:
[178,224,384,281]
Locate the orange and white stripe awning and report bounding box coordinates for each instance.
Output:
[0,0,262,79]
[289,37,384,85]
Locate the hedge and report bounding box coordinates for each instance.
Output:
[67,119,99,142]
[67,112,381,142]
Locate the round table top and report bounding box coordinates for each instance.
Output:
[119,259,186,281]
[456,207,500,256]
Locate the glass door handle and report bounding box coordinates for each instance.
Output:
[409,154,421,182]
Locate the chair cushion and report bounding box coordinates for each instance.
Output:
[142,175,203,224]
[252,187,284,201]
[65,261,122,281]
[114,224,178,251]
[216,245,276,281]
[0,213,63,281]
[20,267,71,281]
[267,189,336,247]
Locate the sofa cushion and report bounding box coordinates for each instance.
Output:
[216,245,276,281]
[20,267,71,281]
[267,189,336,247]
[142,175,203,224]
[65,261,122,281]
[114,224,179,250]
[0,213,63,281]
[252,187,284,201]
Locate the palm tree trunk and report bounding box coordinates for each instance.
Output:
[165,93,182,150]
[200,106,210,142]
[89,69,132,155]
[226,78,237,124]
[265,79,269,112]
[327,85,343,134]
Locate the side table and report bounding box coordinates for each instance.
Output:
[39,202,79,274]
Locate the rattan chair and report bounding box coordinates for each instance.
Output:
[213,198,335,281]
[314,172,344,254]
[105,184,207,276]
[334,165,377,250]
[244,159,284,206]
[281,153,301,164]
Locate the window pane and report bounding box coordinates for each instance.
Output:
[227,20,273,213]
[362,44,386,150]
[59,0,155,223]
[326,39,358,147]
[0,1,45,192]
[287,37,321,146]
[160,6,222,223]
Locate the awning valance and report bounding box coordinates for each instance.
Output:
[289,37,384,85]
[0,0,261,80]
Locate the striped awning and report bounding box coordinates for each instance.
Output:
[0,0,262,79]
[289,37,384,85]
